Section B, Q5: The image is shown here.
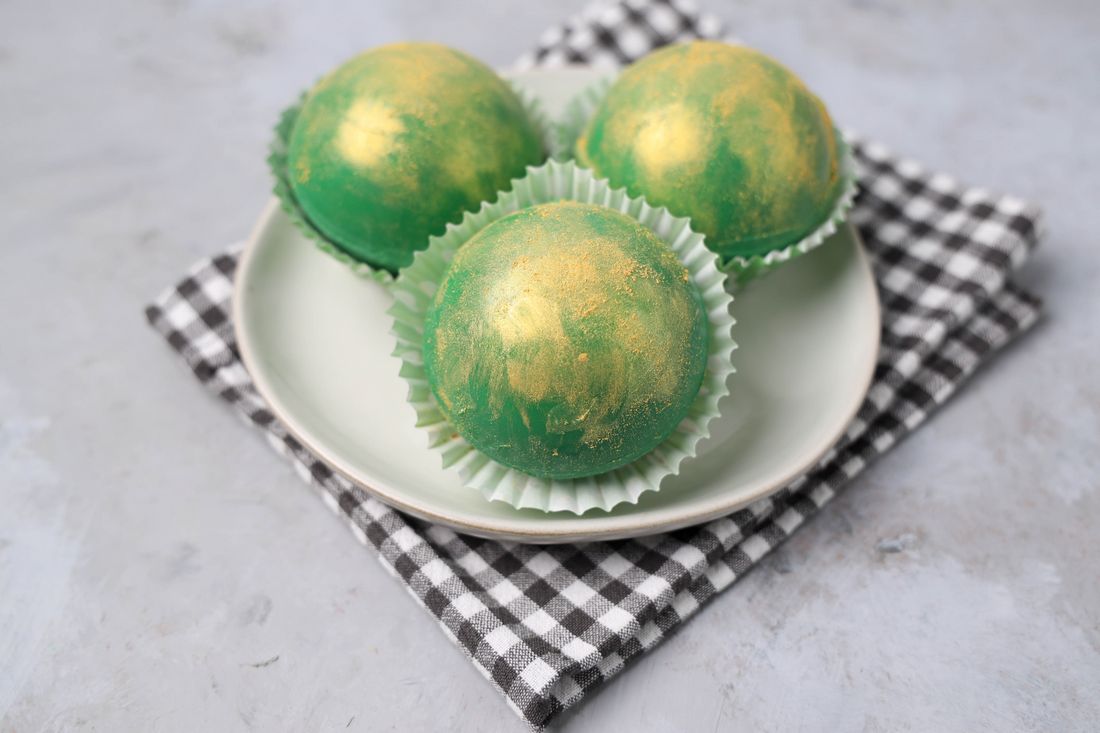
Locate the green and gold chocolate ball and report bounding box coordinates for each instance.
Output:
[576,41,842,261]
[423,202,709,480]
[287,43,545,272]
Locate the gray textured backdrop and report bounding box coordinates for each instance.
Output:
[2,1,1098,731]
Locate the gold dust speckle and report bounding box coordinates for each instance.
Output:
[294,158,311,184]
[335,99,405,168]
[631,103,708,181]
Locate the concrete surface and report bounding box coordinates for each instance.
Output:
[2,0,1098,731]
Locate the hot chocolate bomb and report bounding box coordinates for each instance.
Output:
[287,42,545,272]
[576,41,843,261]
[423,202,709,479]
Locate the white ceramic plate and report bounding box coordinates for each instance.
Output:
[234,67,880,544]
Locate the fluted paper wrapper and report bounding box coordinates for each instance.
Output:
[267,80,556,283]
[389,160,737,514]
[559,76,858,289]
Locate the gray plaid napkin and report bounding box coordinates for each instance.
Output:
[145,1,1043,728]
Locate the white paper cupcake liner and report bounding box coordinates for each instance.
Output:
[509,80,559,159]
[558,74,859,289]
[389,160,737,514]
[267,77,556,283]
[556,75,613,159]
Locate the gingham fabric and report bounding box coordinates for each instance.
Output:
[145,1,1043,728]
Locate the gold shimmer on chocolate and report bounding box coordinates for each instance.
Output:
[423,201,709,480]
[576,40,841,260]
[287,42,545,272]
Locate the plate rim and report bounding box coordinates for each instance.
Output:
[233,70,881,544]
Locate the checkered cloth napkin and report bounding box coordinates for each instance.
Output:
[145,1,1043,728]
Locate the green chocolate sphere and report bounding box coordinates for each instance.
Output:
[576,41,842,261]
[423,202,709,480]
[287,43,545,272]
